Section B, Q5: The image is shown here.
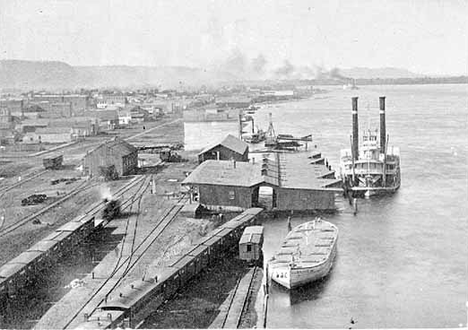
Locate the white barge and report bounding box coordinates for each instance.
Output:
[268,219,338,289]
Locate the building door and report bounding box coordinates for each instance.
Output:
[251,188,259,207]
[257,186,276,210]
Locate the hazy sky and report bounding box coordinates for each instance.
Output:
[0,0,467,75]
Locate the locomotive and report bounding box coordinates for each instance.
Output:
[102,198,121,221]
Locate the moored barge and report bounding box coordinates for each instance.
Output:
[268,219,338,289]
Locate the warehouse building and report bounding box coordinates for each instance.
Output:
[82,138,138,178]
[183,152,341,212]
[198,134,248,164]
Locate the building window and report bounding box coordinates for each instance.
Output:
[246,244,252,252]
[229,191,235,200]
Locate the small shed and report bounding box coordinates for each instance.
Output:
[198,134,249,164]
[239,226,264,263]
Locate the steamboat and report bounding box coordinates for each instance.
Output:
[340,97,401,197]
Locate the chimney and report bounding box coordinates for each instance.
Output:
[352,97,359,160]
[379,96,386,154]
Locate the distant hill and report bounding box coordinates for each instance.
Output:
[0,60,463,91]
[0,60,78,90]
[340,67,424,79]
[75,65,238,89]
[0,60,237,90]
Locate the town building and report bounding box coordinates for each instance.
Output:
[0,98,24,118]
[129,106,150,123]
[0,128,19,145]
[99,95,127,108]
[183,107,241,151]
[23,127,73,144]
[0,108,13,129]
[23,105,46,119]
[82,138,138,178]
[36,101,73,118]
[63,95,88,114]
[117,110,132,126]
[198,134,248,164]
[84,110,119,130]
[31,94,88,115]
[71,119,99,138]
[18,119,49,133]
[215,97,252,108]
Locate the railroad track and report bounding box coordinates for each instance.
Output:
[0,169,49,197]
[105,175,152,281]
[0,179,95,237]
[0,174,146,238]
[63,182,187,329]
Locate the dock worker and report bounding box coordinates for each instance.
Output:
[287,216,292,232]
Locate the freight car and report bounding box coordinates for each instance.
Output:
[102,199,121,221]
[76,208,263,329]
[0,216,96,305]
[43,155,63,170]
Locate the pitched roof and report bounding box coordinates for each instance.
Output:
[199,134,248,156]
[88,137,137,156]
[24,104,46,112]
[35,127,71,134]
[183,160,261,187]
[183,152,341,190]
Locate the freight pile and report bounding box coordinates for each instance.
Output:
[21,194,47,206]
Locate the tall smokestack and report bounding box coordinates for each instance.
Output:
[379,96,386,153]
[352,97,359,160]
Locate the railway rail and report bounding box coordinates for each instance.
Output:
[0,169,49,198]
[62,182,187,329]
[0,179,94,238]
[74,208,263,330]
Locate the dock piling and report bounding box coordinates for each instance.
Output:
[353,198,358,215]
[263,293,269,328]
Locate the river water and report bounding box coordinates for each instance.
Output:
[245,84,468,328]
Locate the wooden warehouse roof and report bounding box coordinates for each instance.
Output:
[198,134,248,156]
[87,137,137,156]
[183,153,340,190]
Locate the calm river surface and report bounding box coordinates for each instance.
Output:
[248,84,467,328]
